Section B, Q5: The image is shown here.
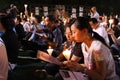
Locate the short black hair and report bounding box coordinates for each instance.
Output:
[113,18,119,25]
[89,18,98,24]
[34,15,42,23]
[16,15,22,22]
[0,14,15,30]
[45,15,55,22]
[22,17,27,21]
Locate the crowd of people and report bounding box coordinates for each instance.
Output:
[0,5,120,80]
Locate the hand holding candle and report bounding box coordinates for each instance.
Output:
[47,46,53,56]
[63,49,71,61]
[31,12,33,18]
[24,4,28,11]
[109,19,113,28]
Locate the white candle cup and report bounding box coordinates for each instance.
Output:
[24,4,28,9]
[47,46,53,56]
[20,12,23,17]
[109,19,113,28]
[63,49,71,60]
[31,13,33,17]
[116,15,118,19]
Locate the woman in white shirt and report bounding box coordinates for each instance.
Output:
[0,38,8,80]
[67,17,119,80]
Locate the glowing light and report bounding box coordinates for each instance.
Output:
[47,46,53,56]
[63,49,71,60]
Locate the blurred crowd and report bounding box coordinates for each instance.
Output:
[0,5,120,80]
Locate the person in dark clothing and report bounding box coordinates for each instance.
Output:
[0,14,18,64]
[9,5,18,19]
[15,16,25,41]
[111,18,120,38]
[55,19,66,43]
[44,15,63,46]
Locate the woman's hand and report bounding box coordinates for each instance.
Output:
[66,61,84,72]
[60,61,69,69]
[60,62,66,67]
[107,28,114,35]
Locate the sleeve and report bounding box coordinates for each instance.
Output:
[72,43,83,57]
[92,42,105,62]
[93,50,104,62]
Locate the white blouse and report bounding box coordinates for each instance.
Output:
[81,40,118,80]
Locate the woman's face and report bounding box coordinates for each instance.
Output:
[65,27,74,42]
[71,24,86,43]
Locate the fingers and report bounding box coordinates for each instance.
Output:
[107,28,114,35]
[66,61,80,71]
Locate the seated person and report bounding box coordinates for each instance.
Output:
[0,38,8,80]
[15,15,25,41]
[107,28,120,56]
[89,18,110,46]
[0,15,18,68]
[37,22,84,76]
[66,17,119,80]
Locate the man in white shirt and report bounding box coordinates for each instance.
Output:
[0,38,8,80]
[90,6,100,21]
[89,18,110,46]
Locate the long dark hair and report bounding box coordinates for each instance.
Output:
[65,18,76,33]
[72,17,109,48]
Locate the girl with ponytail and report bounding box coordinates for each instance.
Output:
[66,17,119,80]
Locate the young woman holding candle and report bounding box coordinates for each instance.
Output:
[45,19,84,76]
[66,17,119,80]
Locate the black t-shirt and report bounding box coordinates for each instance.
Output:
[113,25,120,38]
[15,24,25,40]
[70,43,84,63]
[1,30,18,63]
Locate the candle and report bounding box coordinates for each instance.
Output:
[109,19,113,28]
[116,15,118,19]
[47,46,53,56]
[63,49,71,60]
[24,4,28,10]
[23,15,26,18]
[31,12,33,18]
[20,12,23,18]
[27,18,30,22]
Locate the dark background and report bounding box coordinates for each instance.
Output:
[0,0,120,16]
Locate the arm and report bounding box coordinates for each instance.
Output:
[110,34,120,44]
[34,24,43,33]
[84,61,106,80]
[107,28,120,45]
[67,50,106,80]
[85,50,106,80]
[57,53,64,61]
[67,61,106,80]
[71,55,81,62]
